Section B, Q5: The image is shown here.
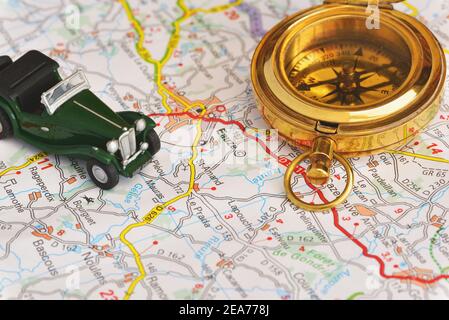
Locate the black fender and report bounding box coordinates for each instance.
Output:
[0,56,12,71]
[0,97,19,135]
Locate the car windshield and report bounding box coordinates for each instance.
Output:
[41,71,90,115]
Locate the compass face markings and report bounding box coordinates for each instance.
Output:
[354,47,363,57]
[287,41,410,106]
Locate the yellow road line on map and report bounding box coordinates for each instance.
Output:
[403,1,419,17]
[120,0,187,112]
[396,4,449,163]
[120,0,242,112]
[120,108,205,300]
[0,152,47,177]
[193,2,241,14]
[119,0,242,300]
[388,149,449,164]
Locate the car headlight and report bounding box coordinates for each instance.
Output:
[140,142,149,151]
[135,119,146,132]
[106,140,119,154]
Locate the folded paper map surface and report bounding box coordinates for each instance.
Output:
[0,0,448,300]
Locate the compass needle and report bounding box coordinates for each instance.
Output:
[331,68,340,77]
[321,88,339,99]
[359,73,376,81]
[287,42,407,106]
[360,80,394,92]
[354,92,365,104]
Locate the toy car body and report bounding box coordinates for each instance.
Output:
[0,50,160,189]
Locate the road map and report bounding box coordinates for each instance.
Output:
[0,0,449,300]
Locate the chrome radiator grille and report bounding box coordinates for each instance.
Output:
[119,128,137,160]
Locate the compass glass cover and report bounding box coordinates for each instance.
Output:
[284,16,412,107]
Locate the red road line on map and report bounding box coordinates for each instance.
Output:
[149,111,281,160]
[149,111,246,131]
[306,180,449,284]
[148,111,449,284]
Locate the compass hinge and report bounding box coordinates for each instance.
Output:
[323,0,402,9]
[316,121,338,134]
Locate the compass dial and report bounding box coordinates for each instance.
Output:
[287,41,411,106]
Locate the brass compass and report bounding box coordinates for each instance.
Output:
[251,0,446,211]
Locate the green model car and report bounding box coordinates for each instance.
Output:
[0,50,160,190]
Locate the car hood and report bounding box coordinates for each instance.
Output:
[54,90,130,140]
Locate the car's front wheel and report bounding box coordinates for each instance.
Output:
[0,109,13,139]
[87,159,119,190]
[147,128,161,156]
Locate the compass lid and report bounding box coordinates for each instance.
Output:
[324,0,403,7]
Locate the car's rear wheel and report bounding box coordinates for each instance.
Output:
[86,159,119,190]
[147,128,161,156]
[0,109,13,139]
